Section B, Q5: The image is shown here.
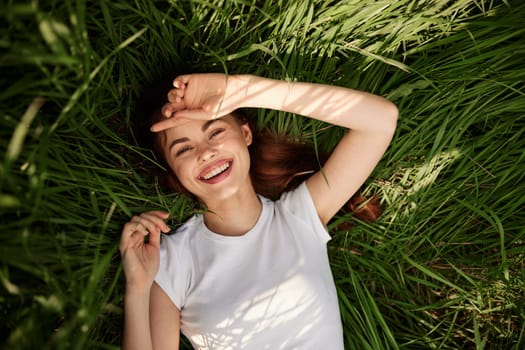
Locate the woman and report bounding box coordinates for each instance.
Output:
[119,73,398,349]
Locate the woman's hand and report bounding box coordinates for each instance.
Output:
[152,73,250,132]
[119,211,171,293]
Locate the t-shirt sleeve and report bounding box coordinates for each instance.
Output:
[279,181,331,244]
[154,231,191,310]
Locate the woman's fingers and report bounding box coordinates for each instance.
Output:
[173,75,190,88]
[151,110,214,132]
[151,115,194,132]
[151,117,176,132]
[139,212,171,232]
[146,224,162,247]
[129,213,170,235]
[163,94,186,117]
[161,104,174,118]
[120,221,147,253]
[153,73,238,132]
[167,88,185,103]
[153,96,217,131]
[174,107,215,121]
[146,210,170,219]
[152,105,227,132]
[119,211,170,254]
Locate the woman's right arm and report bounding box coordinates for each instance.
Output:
[123,285,181,350]
[120,211,180,350]
[150,282,181,349]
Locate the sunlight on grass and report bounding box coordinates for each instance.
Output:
[6,97,45,163]
[384,148,462,219]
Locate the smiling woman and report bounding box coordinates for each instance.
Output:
[161,116,253,204]
[119,73,397,350]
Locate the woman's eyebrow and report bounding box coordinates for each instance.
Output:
[202,119,219,132]
[167,120,221,153]
[168,137,189,153]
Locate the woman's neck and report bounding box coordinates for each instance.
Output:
[202,186,262,236]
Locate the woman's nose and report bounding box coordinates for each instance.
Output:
[197,143,215,162]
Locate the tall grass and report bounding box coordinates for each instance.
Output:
[1,0,524,349]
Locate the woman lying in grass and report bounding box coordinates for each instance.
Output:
[119,73,398,349]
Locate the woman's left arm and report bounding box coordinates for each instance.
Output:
[153,74,398,225]
[240,75,398,225]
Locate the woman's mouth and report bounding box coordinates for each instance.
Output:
[198,160,233,183]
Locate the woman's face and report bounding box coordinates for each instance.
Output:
[161,115,253,202]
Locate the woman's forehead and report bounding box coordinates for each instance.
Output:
[161,115,237,143]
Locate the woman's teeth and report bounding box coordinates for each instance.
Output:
[201,162,231,180]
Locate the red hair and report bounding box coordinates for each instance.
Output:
[247,119,382,223]
[133,83,381,224]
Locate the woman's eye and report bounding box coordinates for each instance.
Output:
[210,128,225,139]
[176,146,193,157]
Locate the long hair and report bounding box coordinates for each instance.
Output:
[133,79,381,223]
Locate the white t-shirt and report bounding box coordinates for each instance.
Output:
[155,182,344,349]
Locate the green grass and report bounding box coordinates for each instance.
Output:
[1,0,524,349]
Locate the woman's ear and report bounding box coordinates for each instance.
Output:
[241,123,253,146]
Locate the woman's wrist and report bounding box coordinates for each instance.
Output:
[229,74,254,110]
[125,282,152,299]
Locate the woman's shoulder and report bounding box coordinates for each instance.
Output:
[275,181,310,211]
[274,181,330,242]
[272,181,318,224]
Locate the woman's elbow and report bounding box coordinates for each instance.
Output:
[382,100,398,135]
